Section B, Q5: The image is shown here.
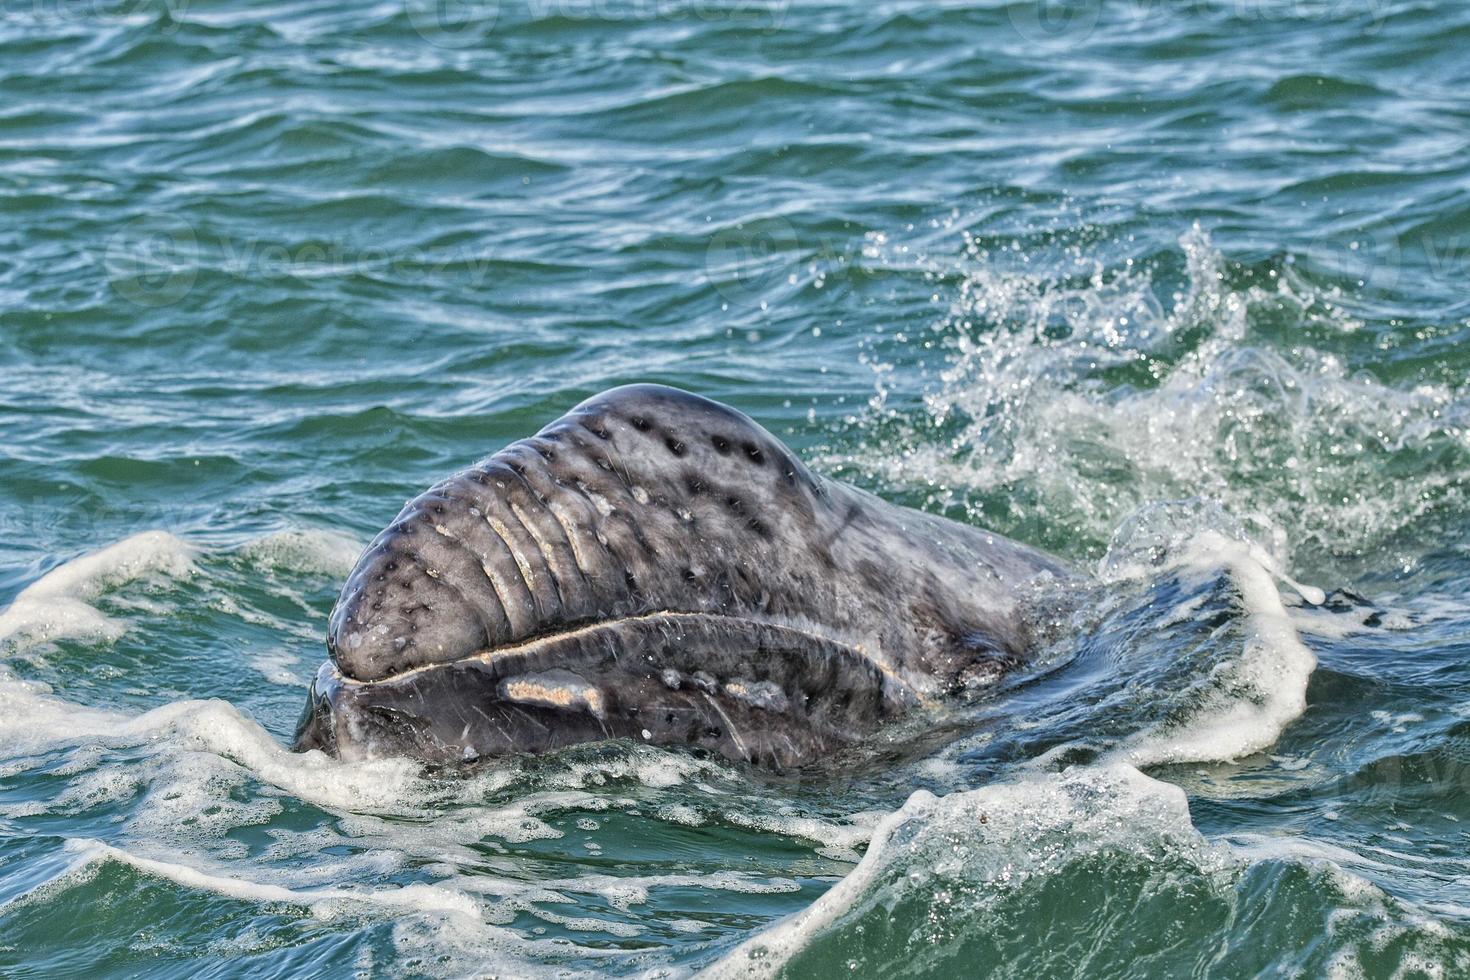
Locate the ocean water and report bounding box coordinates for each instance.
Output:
[2,0,1469,975]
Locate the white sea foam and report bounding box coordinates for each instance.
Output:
[237,527,364,578]
[703,762,1463,979]
[60,838,480,918]
[1100,531,1317,767]
[249,650,303,686]
[0,679,430,811]
[0,529,430,812]
[0,530,196,649]
[17,834,596,980]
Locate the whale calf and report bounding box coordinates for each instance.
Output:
[294,385,1073,769]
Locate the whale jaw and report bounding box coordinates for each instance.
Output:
[294,611,917,770]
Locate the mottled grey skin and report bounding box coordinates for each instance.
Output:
[294,385,1073,769]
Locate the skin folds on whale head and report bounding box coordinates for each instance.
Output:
[294,384,1073,770]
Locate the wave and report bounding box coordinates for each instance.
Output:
[708,764,1465,978]
[1098,530,1317,767]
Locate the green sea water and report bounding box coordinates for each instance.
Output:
[3,0,1470,976]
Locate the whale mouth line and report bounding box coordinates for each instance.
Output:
[301,607,924,765]
[334,609,911,693]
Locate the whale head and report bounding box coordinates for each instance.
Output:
[294,385,1067,769]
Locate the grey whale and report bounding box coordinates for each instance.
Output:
[294,385,1074,769]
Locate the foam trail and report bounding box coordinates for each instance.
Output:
[0,674,426,812]
[250,650,303,686]
[55,839,479,918]
[0,530,196,648]
[0,528,435,810]
[702,809,909,978]
[1101,531,1317,767]
[237,528,364,578]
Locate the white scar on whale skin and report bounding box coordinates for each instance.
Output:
[500,672,607,719]
[485,513,539,597]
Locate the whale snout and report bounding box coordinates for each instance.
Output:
[326,532,492,682]
[324,383,805,684]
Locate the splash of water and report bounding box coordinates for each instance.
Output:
[839,226,1469,577]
